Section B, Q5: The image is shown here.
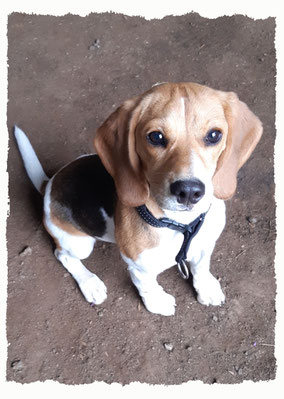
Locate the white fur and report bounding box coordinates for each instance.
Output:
[14,126,49,192]
[99,208,116,243]
[123,197,226,316]
[187,199,226,306]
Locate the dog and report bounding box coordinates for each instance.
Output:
[14,82,262,316]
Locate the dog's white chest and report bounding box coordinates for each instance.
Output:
[127,198,226,276]
[145,228,185,271]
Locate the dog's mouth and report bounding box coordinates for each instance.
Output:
[150,177,213,215]
[153,189,213,216]
[154,195,194,212]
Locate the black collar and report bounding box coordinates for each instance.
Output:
[136,205,206,279]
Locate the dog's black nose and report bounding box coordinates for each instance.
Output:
[170,179,205,205]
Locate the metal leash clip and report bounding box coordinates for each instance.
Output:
[177,259,190,280]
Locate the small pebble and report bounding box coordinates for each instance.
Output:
[19,246,32,257]
[88,39,100,50]
[212,315,218,322]
[163,342,174,351]
[11,360,23,371]
[247,216,257,225]
[234,365,243,376]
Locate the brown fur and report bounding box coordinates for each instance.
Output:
[114,198,161,261]
[212,91,263,199]
[42,216,62,250]
[94,82,262,207]
[51,208,89,236]
[94,82,262,259]
[43,203,89,241]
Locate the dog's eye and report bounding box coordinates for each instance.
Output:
[147,131,167,147]
[204,129,222,145]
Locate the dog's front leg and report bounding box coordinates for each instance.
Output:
[188,198,226,306]
[122,254,176,316]
[189,246,225,306]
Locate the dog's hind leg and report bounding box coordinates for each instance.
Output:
[50,229,107,305]
[53,235,107,306]
[43,181,107,305]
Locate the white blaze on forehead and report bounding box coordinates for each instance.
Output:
[179,96,189,135]
[163,97,187,135]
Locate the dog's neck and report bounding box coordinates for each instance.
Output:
[135,203,207,279]
[144,196,207,225]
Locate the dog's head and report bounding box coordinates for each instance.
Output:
[94,83,262,214]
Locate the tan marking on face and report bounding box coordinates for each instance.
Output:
[94,81,261,210]
[134,83,228,209]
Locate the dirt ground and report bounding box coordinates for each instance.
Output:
[6,12,276,385]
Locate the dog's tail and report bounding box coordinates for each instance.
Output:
[14,125,49,194]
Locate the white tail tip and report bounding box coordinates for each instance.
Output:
[14,125,49,193]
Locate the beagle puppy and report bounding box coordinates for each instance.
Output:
[14,82,262,316]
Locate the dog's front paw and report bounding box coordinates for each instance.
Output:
[79,274,107,305]
[141,290,176,316]
[194,273,225,306]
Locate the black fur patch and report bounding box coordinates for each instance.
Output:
[51,155,116,237]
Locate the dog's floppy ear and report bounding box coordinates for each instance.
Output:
[213,92,263,200]
[94,97,149,207]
